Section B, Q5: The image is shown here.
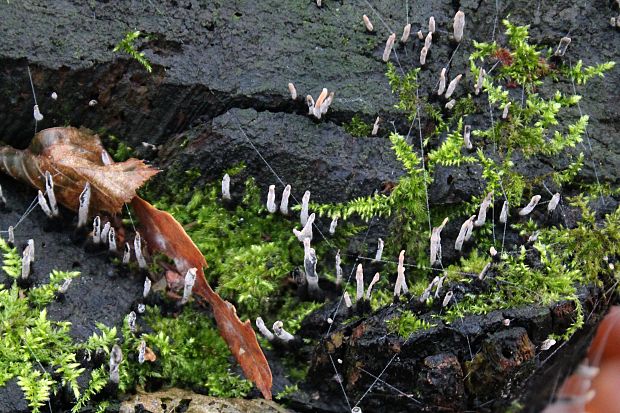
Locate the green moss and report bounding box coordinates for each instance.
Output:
[0,270,82,412]
[118,306,252,398]
[113,30,153,73]
[386,310,434,338]
[343,114,372,137]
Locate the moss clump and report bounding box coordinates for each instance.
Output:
[386,309,434,339]
[343,114,372,137]
[118,306,252,398]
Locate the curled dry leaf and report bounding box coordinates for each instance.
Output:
[0,127,158,214]
[131,196,273,399]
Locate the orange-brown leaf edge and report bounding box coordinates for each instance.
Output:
[130,196,273,399]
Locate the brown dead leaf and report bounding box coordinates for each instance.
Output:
[0,127,158,214]
[144,346,157,362]
[131,196,273,399]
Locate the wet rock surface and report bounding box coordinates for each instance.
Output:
[0,0,618,412]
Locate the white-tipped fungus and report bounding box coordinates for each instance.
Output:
[134,232,147,269]
[434,275,446,298]
[123,243,131,264]
[502,102,511,119]
[343,291,353,308]
[362,14,374,32]
[401,23,412,43]
[109,227,117,252]
[417,30,424,40]
[33,105,43,122]
[221,174,231,201]
[463,125,473,149]
[371,116,381,136]
[442,291,454,307]
[437,68,447,95]
[490,246,498,257]
[394,250,409,297]
[424,32,432,50]
[464,215,476,241]
[256,317,275,341]
[143,276,151,298]
[365,272,380,300]
[429,16,436,33]
[27,239,34,263]
[127,311,137,333]
[355,264,364,302]
[0,185,5,205]
[59,278,72,294]
[329,216,338,235]
[273,320,295,342]
[319,91,335,115]
[51,92,58,100]
[548,193,561,212]
[445,99,456,109]
[382,33,396,62]
[288,82,297,100]
[137,303,146,313]
[374,238,384,262]
[335,250,343,286]
[266,185,277,213]
[445,74,462,99]
[21,247,31,280]
[88,99,98,107]
[528,230,540,243]
[475,68,486,95]
[474,191,494,227]
[315,88,328,114]
[101,150,113,166]
[37,190,53,218]
[453,10,465,42]
[8,226,14,245]
[300,190,311,226]
[554,36,571,57]
[138,340,146,364]
[181,268,197,305]
[306,95,315,115]
[294,212,315,242]
[540,338,556,351]
[280,185,291,215]
[44,171,58,216]
[110,344,123,384]
[101,222,111,244]
[304,245,319,292]
[503,318,511,326]
[455,215,475,251]
[430,217,449,266]
[420,46,429,65]
[499,201,509,223]
[478,262,491,280]
[78,183,91,228]
[519,195,541,216]
[92,216,101,244]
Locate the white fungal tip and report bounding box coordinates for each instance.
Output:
[221,174,231,200]
[288,82,297,100]
[33,105,44,121]
[280,185,291,215]
[78,183,91,228]
[445,74,463,99]
[88,99,98,107]
[453,10,465,42]
[429,16,436,33]
[51,92,58,100]
[363,14,374,32]
[371,116,381,136]
[401,23,411,43]
[300,190,311,226]
[382,33,396,62]
[256,317,275,341]
[343,291,353,308]
[266,185,277,213]
[540,338,556,351]
[445,99,456,109]
[420,46,428,65]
